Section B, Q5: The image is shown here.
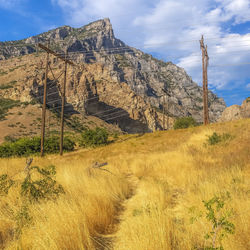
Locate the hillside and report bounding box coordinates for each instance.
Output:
[0,118,249,249]
[0,18,226,136]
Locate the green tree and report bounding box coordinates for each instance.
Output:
[173,116,197,129]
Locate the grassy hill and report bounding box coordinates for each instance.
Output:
[0,118,249,249]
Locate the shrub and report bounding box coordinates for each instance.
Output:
[207,132,221,145]
[0,136,75,158]
[44,136,60,153]
[0,143,14,158]
[80,127,108,147]
[21,164,64,202]
[44,136,75,153]
[189,192,235,250]
[11,137,41,156]
[202,194,235,249]
[207,132,232,145]
[0,161,64,235]
[173,116,197,129]
[63,136,76,151]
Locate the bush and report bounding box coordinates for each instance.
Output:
[63,136,76,151]
[207,132,232,145]
[0,143,15,158]
[80,127,108,147]
[44,136,75,153]
[0,162,64,235]
[189,192,235,250]
[0,136,75,158]
[44,136,60,153]
[173,117,197,130]
[21,164,64,202]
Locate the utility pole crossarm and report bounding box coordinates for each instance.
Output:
[38,43,75,66]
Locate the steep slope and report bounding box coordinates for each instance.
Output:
[0,18,226,133]
[0,53,168,134]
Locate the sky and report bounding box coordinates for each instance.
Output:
[0,0,250,106]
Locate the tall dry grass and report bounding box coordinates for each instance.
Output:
[0,118,249,249]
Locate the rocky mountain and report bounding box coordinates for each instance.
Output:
[219,97,250,122]
[0,18,226,133]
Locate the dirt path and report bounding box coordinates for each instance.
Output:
[94,173,139,250]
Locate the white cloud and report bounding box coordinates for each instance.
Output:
[52,0,250,93]
[52,0,150,26]
[217,0,250,23]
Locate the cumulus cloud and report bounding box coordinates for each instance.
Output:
[52,0,250,97]
[51,0,149,26]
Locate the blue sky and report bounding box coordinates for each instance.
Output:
[0,0,250,106]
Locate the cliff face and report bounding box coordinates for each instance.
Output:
[219,98,250,122]
[0,18,226,132]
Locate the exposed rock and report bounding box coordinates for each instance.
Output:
[0,18,226,133]
[219,97,250,122]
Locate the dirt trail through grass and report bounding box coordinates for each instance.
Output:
[96,172,139,250]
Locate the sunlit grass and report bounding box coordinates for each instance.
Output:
[0,118,249,249]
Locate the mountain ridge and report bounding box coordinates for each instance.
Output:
[0,18,226,133]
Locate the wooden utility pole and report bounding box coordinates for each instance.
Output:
[162,95,165,130]
[161,88,171,130]
[40,41,50,157]
[200,35,209,125]
[60,50,68,156]
[38,43,75,157]
[166,95,169,130]
[36,37,38,55]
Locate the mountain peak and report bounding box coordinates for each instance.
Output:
[84,18,112,28]
[77,18,114,36]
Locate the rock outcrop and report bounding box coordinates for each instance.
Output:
[0,18,226,132]
[219,98,250,122]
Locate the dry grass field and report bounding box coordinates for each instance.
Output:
[0,118,249,249]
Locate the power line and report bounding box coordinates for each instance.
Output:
[59,49,250,63]
[44,95,100,106]
[105,113,129,121]
[2,42,250,66]
[88,106,121,116]
[209,62,250,67]
[98,109,127,119]
[1,37,250,51]
[55,44,250,57]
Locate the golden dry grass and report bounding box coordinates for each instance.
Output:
[0,118,249,249]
